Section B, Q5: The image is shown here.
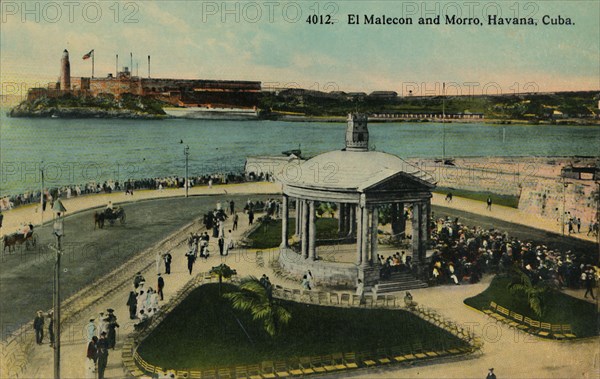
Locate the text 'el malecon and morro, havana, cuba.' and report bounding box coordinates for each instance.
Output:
[347,14,573,26]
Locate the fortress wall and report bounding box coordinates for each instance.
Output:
[519,178,597,228]
[140,78,261,94]
[408,157,598,228]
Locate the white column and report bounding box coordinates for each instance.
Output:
[419,201,428,262]
[308,201,316,260]
[301,199,309,259]
[308,201,317,261]
[294,198,300,236]
[338,203,345,235]
[280,195,289,248]
[371,206,378,264]
[361,206,369,268]
[411,202,421,264]
[348,205,356,236]
[356,205,363,265]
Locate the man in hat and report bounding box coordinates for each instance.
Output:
[47,310,54,347]
[96,332,109,379]
[106,309,119,349]
[133,272,145,289]
[486,368,496,379]
[126,291,137,319]
[163,251,172,274]
[157,273,165,301]
[33,311,44,344]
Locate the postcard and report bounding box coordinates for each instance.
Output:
[0,1,598,378]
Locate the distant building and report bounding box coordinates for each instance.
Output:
[28,50,262,108]
[368,91,398,99]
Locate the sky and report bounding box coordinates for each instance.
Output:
[1,0,599,96]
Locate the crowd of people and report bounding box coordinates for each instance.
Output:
[426,216,598,295]
[84,308,120,379]
[0,170,264,212]
[378,252,413,280]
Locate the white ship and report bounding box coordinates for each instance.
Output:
[163,106,259,120]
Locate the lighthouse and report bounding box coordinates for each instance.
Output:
[60,49,71,91]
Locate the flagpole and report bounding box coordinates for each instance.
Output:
[92,52,95,78]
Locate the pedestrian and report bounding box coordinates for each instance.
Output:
[584,268,596,300]
[106,309,119,349]
[96,332,109,379]
[186,249,196,275]
[486,368,496,379]
[576,218,581,233]
[218,236,225,255]
[126,291,137,319]
[248,209,254,225]
[306,270,314,289]
[486,196,492,211]
[136,291,146,318]
[158,273,165,301]
[86,336,98,377]
[229,200,235,215]
[133,272,145,289]
[48,311,54,347]
[568,218,573,234]
[98,314,109,337]
[301,275,311,290]
[224,230,233,255]
[33,310,44,345]
[156,250,163,274]
[86,317,96,342]
[163,251,172,274]
[233,213,238,230]
[356,279,364,300]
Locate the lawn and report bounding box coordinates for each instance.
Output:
[248,217,340,249]
[464,276,598,337]
[434,187,520,208]
[137,283,468,370]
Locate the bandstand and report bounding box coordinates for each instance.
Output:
[277,114,436,289]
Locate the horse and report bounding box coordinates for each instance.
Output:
[94,211,105,229]
[2,231,36,253]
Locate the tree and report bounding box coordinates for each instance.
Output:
[317,202,337,218]
[507,268,550,318]
[224,276,291,338]
[209,264,236,294]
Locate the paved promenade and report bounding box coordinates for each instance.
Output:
[1,182,597,378]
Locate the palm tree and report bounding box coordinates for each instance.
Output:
[224,276,291,337]
[508,268,549,317]
[209,264,236,294]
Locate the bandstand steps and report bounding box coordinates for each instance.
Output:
[373,273,427,294]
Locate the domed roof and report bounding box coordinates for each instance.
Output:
[281,149,435,192]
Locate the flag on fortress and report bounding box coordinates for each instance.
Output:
[82,50,94,60]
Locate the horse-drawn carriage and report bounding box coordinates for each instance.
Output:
[2,230,37,253]
[94,207,126,229]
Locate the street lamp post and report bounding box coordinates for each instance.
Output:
[184,145,190,198]
[561,176,571,236]
[52,199,66,379]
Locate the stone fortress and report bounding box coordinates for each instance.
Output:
[27,49,262,109]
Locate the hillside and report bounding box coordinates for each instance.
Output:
[260,90,600,122]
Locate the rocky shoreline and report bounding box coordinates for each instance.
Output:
[7,106,166,119]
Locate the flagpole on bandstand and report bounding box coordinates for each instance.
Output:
[92,51,95,78]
